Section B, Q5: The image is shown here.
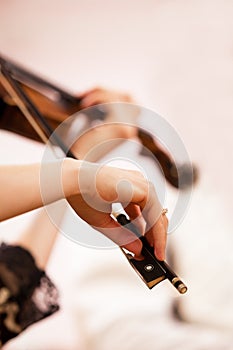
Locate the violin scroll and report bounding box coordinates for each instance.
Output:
[138,129,198,189]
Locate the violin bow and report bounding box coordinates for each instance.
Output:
[0,56,188,294]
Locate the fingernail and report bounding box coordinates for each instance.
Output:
[134,253,144,261]
[155,248,165,261]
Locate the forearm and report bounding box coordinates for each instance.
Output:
[0,158,81,221]
[14,207,63,269]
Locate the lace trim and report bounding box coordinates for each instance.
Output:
[0,244,59,346]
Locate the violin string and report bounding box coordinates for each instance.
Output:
[0,61,75,159]
[0,71,49,145]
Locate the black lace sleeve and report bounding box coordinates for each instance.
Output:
[0,243,59,347]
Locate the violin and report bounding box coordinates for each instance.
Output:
[0,55,198,190]
[0,56,194,293]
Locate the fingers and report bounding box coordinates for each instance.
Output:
[80,92,105,108]
[97,167,167,258]
[78,87,133,108]
[72,162,168,261]
[78,87,108,100]
[144,214,167,261]
[112,174,167,261]
[68,193,143,258]
[124,203,146,235]
[93,215,143,259]
[119,178,167,261]
[137,182,167,260]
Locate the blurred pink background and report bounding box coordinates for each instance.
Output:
[1,1,233,349]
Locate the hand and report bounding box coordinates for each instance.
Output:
[66,160,167,260]
[72,87,139,160]
[78,86,134,108]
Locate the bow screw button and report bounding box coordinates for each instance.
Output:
[144,264,154,272]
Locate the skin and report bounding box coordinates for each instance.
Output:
[75,87,168,260]
[0,87,168,264]
[0,158,167,261]
[71,87,138,160]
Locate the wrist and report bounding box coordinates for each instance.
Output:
[61,158,82,197]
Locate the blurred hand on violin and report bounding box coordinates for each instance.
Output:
[79,86,134,107]
[72,87,139,160]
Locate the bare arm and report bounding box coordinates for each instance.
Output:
[0,160,80,221]
[0,158,167,260]
[13,207,62,269]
